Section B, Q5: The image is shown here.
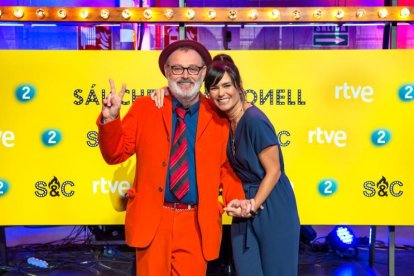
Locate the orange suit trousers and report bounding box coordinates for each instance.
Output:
[136,206,207,276]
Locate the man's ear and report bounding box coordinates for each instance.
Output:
[163,65,169,77]
[201,67,207,80]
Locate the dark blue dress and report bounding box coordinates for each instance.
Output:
[228,106,300,276]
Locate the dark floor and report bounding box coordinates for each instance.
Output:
[1,225,414,275]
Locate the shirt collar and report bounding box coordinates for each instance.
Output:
[172,96,200,115]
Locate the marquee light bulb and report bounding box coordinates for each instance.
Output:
[228,9,237,20]
[36,8,46,19]
[164,9,174,19]
[356,9,366,18]
[122,9,132,19]
[335,9,345,19]
[249,9,258,20]
[313,9,322,19]
[57,9,67,19]
[378,8,388,18]
[143,9,152,19]
[400,8,410,18]
[186,9,195,19]
[292,10,301,20]
[14,8,24,18]
[207,9,216,19]
[80,9,89,19]
[270,9,280,19]
[100,9,110,20]
[0,9,2,17]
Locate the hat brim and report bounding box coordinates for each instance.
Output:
[159,40,212,76]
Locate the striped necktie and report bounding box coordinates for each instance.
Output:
[169,107,189,200]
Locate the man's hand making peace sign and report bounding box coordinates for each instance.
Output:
[101,78,126,124]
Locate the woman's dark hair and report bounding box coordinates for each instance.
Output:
[212,53,234,64]
[205,54,245,101]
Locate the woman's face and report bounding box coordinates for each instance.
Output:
[208,72,241,112]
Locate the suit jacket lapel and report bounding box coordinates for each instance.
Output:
[161,94,173,140]
[197,95,213,141]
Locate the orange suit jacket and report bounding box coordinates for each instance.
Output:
[97,94,244,260]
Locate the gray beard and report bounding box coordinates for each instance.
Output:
[168,77,203,103]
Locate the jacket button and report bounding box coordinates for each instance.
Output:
[162,161,167,167]
[158,187,163,192]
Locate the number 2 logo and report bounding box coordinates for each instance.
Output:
[371,129,391,146]
[41,129,62,147]
[0,179,10,197]
[318,179,338,196]
[398,84,414,102]
[16,84,36,102]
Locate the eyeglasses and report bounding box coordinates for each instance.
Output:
[167,65,205,75]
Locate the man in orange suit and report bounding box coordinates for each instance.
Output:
[97,40,245,275]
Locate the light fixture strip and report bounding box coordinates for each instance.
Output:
[0,7,412,23]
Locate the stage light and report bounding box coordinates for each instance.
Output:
[207,9,216,19]
[400,8,410,18]
[79,9,89,19]
[313,9,322,19]
[14,8,24,18]
[270,9,280,19]
[228,9,237,20]
[249,9,259,20]
[186,9,195,19]
[326,225,357,252]
[335,9,345,19]
[36,8,46,19]
[356,9,366,19]
[164,8,174,19]
[122,9,131,19]
[378,8,388,19]
[57,9,67,19]
[143,9,152,20]
[100,9,110,20]
[292,10,301,20]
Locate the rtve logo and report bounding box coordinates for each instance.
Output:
[92,177,131,196]
[0,130,15,148]
[335,82,374,103]
[308,127,347,147]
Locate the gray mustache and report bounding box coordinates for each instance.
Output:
[177,78,195,84]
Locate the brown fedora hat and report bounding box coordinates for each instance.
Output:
[158,40,212,76]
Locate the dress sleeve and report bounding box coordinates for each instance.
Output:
[247,112,279,155]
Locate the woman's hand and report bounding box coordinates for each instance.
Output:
[150,86,169,108]
[224,199,254,218]
[224,199,243,217]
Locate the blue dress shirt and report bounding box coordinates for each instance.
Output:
[164,97,199,204]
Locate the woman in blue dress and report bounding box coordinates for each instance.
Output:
[205,55,300,276]
[152,54,300,275]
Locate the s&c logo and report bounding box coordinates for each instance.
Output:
[35,176,75,197]
[363,176,403,197]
